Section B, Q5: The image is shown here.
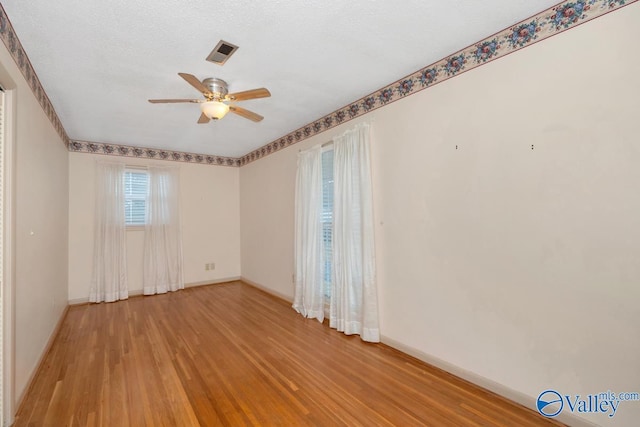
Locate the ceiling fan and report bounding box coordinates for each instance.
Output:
[148,73,271,123]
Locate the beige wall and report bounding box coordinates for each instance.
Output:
[241,5,640,426]
[68,153,241,302]
[0,43,69,410]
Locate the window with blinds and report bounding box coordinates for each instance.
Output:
[124,170,148,226]
[321,148,334,298]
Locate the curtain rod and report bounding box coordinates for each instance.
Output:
[298,121,371,151]
[125,164,148,170]
[298,140,333,153]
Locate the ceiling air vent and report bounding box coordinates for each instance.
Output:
[206,40,239,65]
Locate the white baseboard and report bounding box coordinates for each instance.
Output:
[68,289,143,306]
[185,276,241,288]
[380,335,598,427]
[15,305,69,415]
[240,277,294,303]
[68,276,241,305]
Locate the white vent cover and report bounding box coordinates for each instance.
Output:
[206,40,239,65]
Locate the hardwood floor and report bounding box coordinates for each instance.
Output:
[15,281,563,426]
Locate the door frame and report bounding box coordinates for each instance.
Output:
[1,75,17,427]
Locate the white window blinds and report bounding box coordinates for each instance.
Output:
[321,148,334,297]
[124,170,148,226]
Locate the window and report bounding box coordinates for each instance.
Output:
[124,169,148,226]
[321,148,334,299]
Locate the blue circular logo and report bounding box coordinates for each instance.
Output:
[537,390,563,417]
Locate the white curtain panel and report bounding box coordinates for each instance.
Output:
[90,162,128,303]
[293,145,326,322]
[143,165,184,295]
[330,123,380,342]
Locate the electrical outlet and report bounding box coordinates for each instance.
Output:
[205,263,210,271]
[210,262,215,270]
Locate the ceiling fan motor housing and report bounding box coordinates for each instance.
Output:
[202,78,229,100]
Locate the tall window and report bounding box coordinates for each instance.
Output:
[124,170,148,226]
[321,148,334,299]
[293,123,378,341]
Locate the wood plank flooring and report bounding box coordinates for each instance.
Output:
[15,281,563,426]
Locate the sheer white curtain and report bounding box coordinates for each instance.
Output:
[293,145,326,322]
[90,162,128,303]
[330,123,380,342]
[143,165,184,295]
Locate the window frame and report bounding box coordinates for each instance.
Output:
[123,167,149,230]
[321,145,334,311]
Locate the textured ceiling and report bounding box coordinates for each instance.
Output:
[2,0,560,158]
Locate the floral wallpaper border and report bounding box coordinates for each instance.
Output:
[238,0,637,166]
[68,140,240,167]
[0,5,70,147]
[0,1,636,167]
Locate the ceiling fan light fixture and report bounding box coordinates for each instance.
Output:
[200,101,229,120]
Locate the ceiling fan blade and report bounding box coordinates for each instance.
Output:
[226,88,271,102]
[229,106,263,122]
[148,99,201,103]
[178,72,213,97]
[197,112,211,124]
